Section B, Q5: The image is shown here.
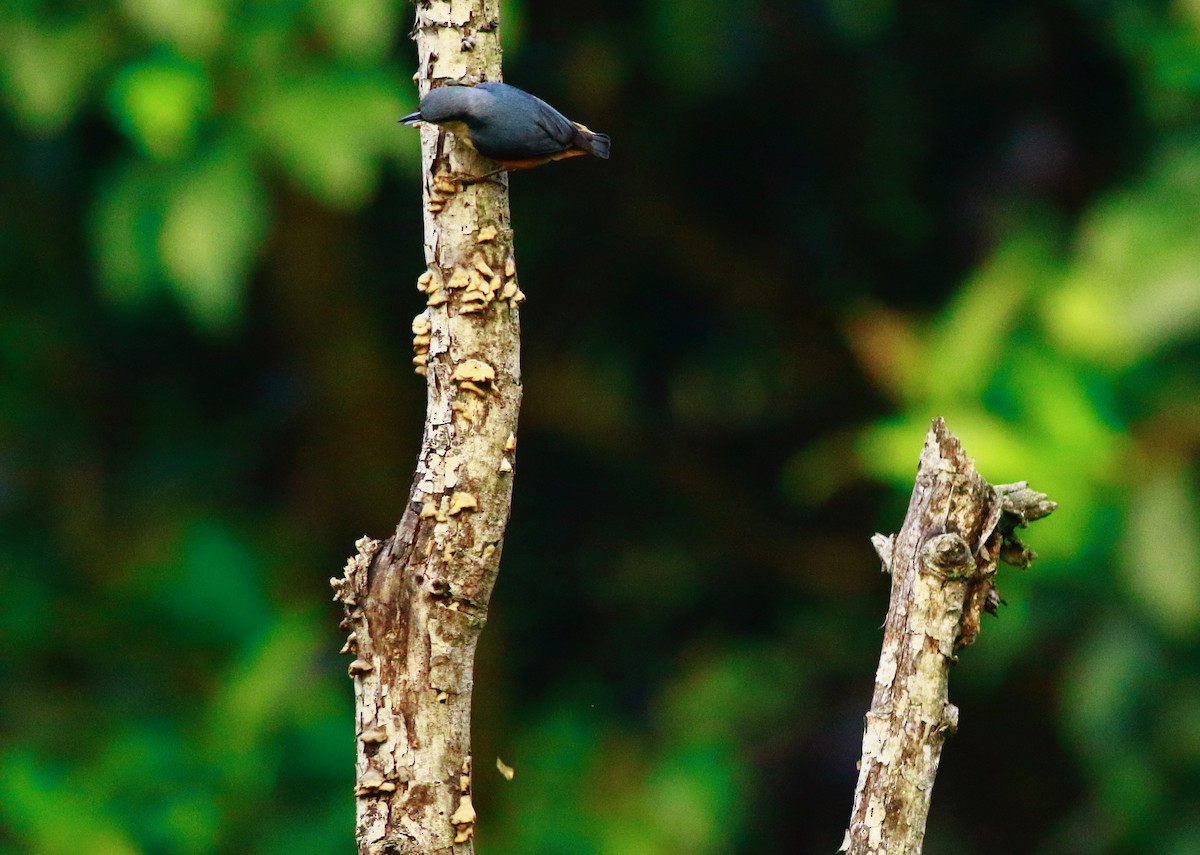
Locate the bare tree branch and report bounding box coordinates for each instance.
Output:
[842,418,1056,853]
[332,2,518,852]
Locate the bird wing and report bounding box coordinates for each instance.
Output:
[528,97,581,151]
[470,84,583,160]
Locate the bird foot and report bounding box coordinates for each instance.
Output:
[457,169,509,187]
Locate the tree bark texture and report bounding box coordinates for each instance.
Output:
[841,418,1056,854]
[331,2,519,853]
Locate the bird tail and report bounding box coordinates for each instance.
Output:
[585,132,611,159]
[573,122,611,159]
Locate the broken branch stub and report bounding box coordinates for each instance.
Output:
[842,417,1056,854]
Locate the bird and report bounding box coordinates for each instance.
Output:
[400,82,610,178]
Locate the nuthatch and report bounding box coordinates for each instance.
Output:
[400,83,610,176]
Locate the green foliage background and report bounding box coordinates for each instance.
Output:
[3,0,1200,852]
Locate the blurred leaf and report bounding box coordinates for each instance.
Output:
[247,70,414,207]
[1154,678,1200,772]
[640,741,742,854]
[151,518,272,645]
[844,305,924,403]
[107,56,212,160]
[92,140,266,325]
[258,804,350,855]
[1043,148,1200,366]
[491,704,607,855]
[1061,619,1159,767]
[653,644,807,746]
[0,15,112,133]
[158,794,223,855]
[1148,25,1200,93]
[0,752,141,855]
[1100,751,1168,835]
[204,611,325,788]
[92,726,222,855]
[158,140,267,327]
[120,0,228,58]
[780,428,862,508]
[1060,620,1174,838]
[0,547,54,651]
[1121,3,1200,118]
[307,0,397,63]
[1165,820,1200,855]
[91,158,171,303]
[998,354,1123,468]
[1121,467,1200,636]
[913,230,1054,405]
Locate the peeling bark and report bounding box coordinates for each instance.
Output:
[841,418,1056,854]
[331,2,518,852]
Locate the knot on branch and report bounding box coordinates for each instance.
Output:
[918,532,976,580]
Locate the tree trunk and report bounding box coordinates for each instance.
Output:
[331,2,519,852]
[841,418,1056,853]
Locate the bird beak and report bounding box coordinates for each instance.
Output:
[399,111,423,126]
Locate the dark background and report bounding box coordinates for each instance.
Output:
[4,0,1200,852]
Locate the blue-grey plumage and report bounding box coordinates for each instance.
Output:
[400,82,610,170]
